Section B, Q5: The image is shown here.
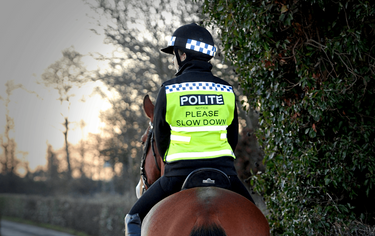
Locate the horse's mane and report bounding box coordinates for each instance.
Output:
[190,224,227,236]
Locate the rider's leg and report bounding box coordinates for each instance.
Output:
[128,175,185,219]
[125,176,185,235]
[228,175,255,204]
[124,213,141,236]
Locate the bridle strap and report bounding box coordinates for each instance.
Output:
[150,130,161,172]
[140,122,161,190]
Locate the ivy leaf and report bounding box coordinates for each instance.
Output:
[281,4,288,14]
[312,124,317,132]
[305,128,310,134]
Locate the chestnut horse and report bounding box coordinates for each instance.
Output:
[137,95,270,236]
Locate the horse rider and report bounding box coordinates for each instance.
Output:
[125,23,255,236]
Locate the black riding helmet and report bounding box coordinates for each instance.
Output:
[161,23,216,67]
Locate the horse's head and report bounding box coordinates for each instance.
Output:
[136,95,164,198]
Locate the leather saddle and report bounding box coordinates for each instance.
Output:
[181,168,231,190]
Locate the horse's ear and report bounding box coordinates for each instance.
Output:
[143,95,154,121]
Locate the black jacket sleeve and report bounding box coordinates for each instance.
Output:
[227,103,239,151]
[153,86,171,159]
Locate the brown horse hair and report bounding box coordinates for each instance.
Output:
[190,224,227,236]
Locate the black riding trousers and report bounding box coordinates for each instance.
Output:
[128,175,255,221]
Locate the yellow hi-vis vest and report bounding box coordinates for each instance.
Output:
[164,81,236,162]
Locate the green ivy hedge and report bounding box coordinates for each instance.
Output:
[199,0,375,234]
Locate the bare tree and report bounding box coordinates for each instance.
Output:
[45,143,60,194]
[40,47,89,179]
[78,120,87,178]
[0,81,25,175]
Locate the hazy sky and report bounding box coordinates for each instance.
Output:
[0,0,116,172]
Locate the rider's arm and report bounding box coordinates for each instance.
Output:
[153,86,171,160]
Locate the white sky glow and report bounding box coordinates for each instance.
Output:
[0,0,116,172]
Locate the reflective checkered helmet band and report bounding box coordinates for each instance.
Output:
[166,36,217,57]
[186,39,216,56]
[167,36,176,46]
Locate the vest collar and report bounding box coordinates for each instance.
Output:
[175,60,213,76]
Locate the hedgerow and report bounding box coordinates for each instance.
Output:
[199,0,375,234]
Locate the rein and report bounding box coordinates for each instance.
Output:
[140,122,161,189]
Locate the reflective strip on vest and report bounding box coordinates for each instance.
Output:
[165,81,233,94]
[170,134,191,143]
[170,125,228,132]
[166,149,235,162]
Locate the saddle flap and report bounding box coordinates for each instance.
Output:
[181,168,231,190]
